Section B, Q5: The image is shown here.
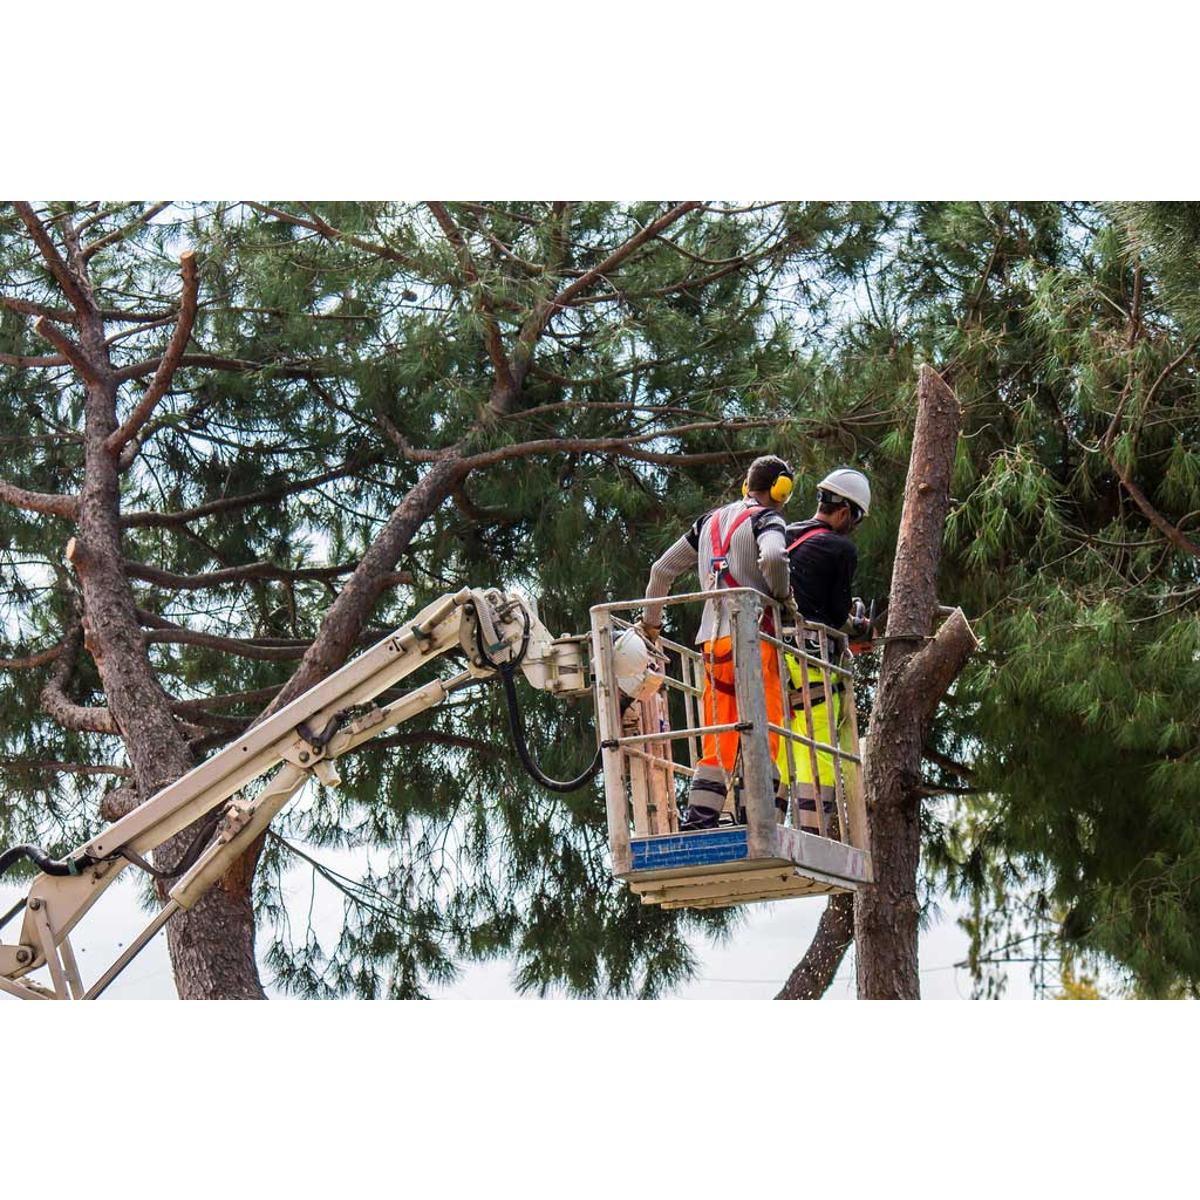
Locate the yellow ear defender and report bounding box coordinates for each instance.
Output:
[743,468,794,503]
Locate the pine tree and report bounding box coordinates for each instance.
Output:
[0,200,884,997]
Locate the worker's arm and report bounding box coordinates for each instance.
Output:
[755,518,791,602]
[642,532,695,631]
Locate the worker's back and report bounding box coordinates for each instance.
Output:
[784,518,858,631]
[688,499,788,642]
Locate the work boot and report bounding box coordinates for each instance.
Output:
[680,805,721,831]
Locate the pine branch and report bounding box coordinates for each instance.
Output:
[0,350,69,368]
[452,418,787,472]
[0,758,131,777]
[11,202,95,316]
[245,202,427,273]
[922,747,975,779]
[32,316,100,382]
[0,477,80,519]
[1109,459,1200,559]
[81,202,171,261]
[0,635,69,670]
[123,558,410,590]
[775,893,854,999]
[427,201,515,393]
[0,295,77,323]
[121,456,378,528]
[39,626,120,734]
[170,685,284,714]
[550,202,701,311]
[114,352,329,384]
[142,627,309,661]
[364,731,505,759]
[106,251,200,460]
[489,202,702,418]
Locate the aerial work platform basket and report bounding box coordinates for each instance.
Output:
[589,588,872,910]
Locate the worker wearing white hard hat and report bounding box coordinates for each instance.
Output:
[776,467,871,832]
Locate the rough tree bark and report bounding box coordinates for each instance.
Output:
[776,893,855,999]
[854,365,977,999]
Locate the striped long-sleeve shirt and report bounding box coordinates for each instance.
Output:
[643,499,790,644]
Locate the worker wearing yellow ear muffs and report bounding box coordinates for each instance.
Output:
[776,468,871,833]
[640,455,794,829]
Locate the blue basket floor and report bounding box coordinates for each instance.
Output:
[630,827,750,872]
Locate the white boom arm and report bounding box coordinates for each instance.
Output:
[0,587,588,1000]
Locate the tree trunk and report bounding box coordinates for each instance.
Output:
[28,212,267,1000]
[775,893,854,999]
[854,365,975,999]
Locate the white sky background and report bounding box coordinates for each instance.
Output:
[0,855,1037,1000]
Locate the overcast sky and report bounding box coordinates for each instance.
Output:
[1,861,1036,1000]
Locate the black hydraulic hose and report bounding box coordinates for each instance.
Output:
[498,663,601,793]
[0,843,95,879]
[471,601,600,793]
[117,806,224,881]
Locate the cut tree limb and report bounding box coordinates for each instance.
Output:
[33,317,100,382]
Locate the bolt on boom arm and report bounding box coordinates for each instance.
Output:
[0,587,588,1000]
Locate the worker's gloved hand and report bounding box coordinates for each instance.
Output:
[782,595,802,631]
[847,598,871,639]
[634,619,661,645]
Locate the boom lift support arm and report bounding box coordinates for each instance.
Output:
[0,588,589,1000]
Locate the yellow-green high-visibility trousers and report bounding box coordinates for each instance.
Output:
[775,654,842,804]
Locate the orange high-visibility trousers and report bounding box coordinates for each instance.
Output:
[698,635,783,773]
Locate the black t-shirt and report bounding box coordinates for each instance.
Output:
[784,518,858,630]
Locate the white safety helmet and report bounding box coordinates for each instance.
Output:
[817,467,871,519]
[612,629,664,701]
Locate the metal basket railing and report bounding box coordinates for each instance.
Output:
[589,587,868,876]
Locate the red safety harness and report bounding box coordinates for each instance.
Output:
[708,503,780,638]
[709,503,764,588]
[786,524,832,554]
